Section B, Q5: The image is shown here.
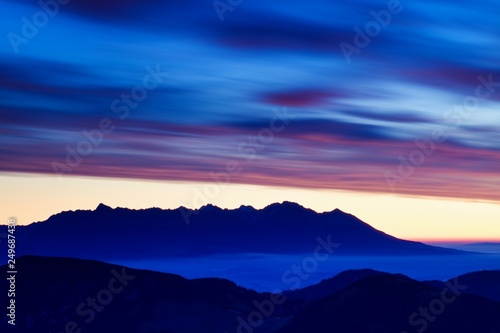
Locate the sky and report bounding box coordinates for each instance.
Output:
[0,0,499,240]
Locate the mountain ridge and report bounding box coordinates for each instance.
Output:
[3,201,467,260]
[2,255,499,333]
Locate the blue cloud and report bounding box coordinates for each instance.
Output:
[0,0,499,201]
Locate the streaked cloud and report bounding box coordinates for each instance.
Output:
[0,0,499,202]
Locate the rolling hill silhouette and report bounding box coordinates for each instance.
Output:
[284,268,386,303]
[425,270,500,302]
[2,256,499,333]
[277,273,500,333]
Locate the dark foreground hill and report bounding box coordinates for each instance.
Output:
[0,255,298,333]
[425,270,500,302]
[1,256,499,333]
[277,273,500,333]
[284,268,386,303]
[4,202,464,261]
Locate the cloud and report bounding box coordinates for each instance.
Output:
[0,0,499,203]
[262,89,340,107]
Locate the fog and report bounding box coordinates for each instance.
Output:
[114,253,500,292]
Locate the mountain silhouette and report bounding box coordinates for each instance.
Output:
[425,270,500,302]
[8,202,464,261]
[284,268,386,303]
[2,256,499,333]
[0,255,298,333]
[277,273,500,333]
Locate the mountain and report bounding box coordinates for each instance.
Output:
[5,202,464,261]
[284,268,386,303]
[2,256,500,333]
[425,270,500,302]
[460,242,500,253]
[277,273,500,333]
[0,255,298,333]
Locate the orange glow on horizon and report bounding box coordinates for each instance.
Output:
[1,173,499,243]
[415,238,500,244]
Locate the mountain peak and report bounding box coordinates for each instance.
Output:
[282,200,305,207]
[238,205,256,212]
[264,201,308,211]
[199,203,222,212]
[95,203,113,211]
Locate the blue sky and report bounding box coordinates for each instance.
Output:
[1,0,499,205]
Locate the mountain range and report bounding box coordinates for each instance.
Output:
[1,256,499,333]
[3,203,499,332]
[4,201,464,261]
